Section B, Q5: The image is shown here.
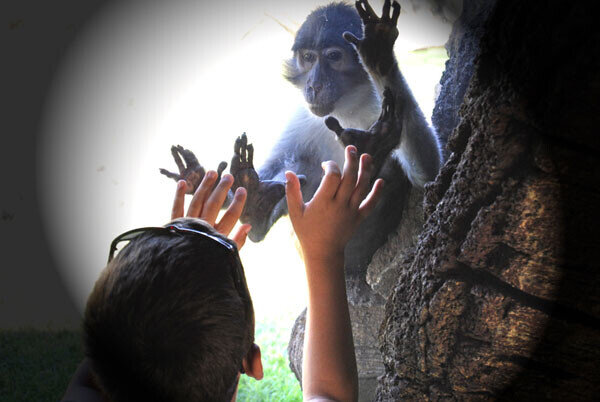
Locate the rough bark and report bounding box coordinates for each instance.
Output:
[431,0,495,159]
[376,0,600,401]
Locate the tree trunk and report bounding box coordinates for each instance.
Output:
[376,0,600,400]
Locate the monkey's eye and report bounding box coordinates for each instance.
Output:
[301,52,316,63]
[326,50,342,62]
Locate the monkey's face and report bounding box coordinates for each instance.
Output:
[285,46,370,117]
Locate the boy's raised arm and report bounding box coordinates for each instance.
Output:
[285,146,384,402]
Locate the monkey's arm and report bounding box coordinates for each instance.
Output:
[344,0,442,186]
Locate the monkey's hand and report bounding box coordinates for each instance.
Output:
[343,0,400,77]
[159,145,227,195]
[230,134,292,241]
[325,88,401,174]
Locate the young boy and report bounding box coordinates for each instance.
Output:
[62,145,383,402]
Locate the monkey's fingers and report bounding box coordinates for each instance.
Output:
[230,151,241,176]
[382,0,391,21]
[234,135,242,156]
[159,168,181,181]
[217,161,228,181]
[178,145,200,168]
[355,1,371,22]
[357,0,377,21]
[247,144,254,166]
[339,129,369,151]
[343,31,362,47]
[234,135,246,166]
[325,116,345,136]
[240,133,248,163]
[171,145,186,173]
[391,1,401,25]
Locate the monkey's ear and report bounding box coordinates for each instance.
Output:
[325,116,344,136]
[216,161,228,181]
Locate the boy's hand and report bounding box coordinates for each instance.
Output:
[171,171,252,248]
[285,145,384,263]
[288,146,383,401]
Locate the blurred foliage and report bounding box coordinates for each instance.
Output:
[237,319,302,402]
[399,45,448,67]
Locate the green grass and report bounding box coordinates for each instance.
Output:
[237,320,302,402]
[0,320,301,402]
[0,329,83,402]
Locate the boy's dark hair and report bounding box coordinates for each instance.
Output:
[84,217,254,402]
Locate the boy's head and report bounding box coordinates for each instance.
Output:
[84,217,262,402]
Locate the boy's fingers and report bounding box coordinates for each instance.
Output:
[231,224,252,250]
[285,171,304,222]
[187,170,218,217]
[201,174,234,225]
[336,146,359,202]
[215,187,247,236]
[350,154,375,208]
[171,180,187,220]
[359,178,385,218]
[314,160,342,200]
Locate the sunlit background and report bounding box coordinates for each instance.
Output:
[38,0,450,331]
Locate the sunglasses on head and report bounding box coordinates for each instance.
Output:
[108,224,235,263]
[108,223,247,309]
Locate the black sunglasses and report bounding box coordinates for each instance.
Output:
[108,224,235,263]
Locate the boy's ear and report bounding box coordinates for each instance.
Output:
[242,343,263,380]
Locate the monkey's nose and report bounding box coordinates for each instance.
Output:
[311,83,323,94]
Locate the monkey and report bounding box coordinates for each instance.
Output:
[160,0,442,277]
